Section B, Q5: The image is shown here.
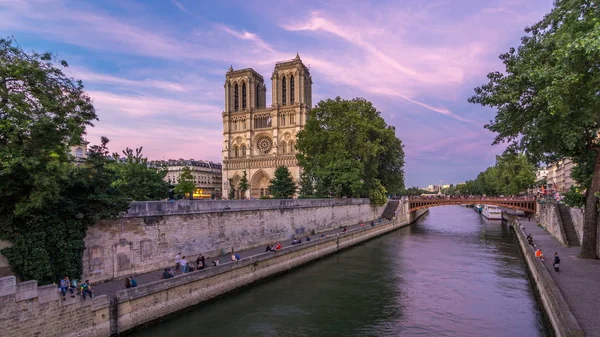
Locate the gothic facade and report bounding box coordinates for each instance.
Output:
[222,54,312,199]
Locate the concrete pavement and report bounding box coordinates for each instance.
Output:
[519,217,600,337]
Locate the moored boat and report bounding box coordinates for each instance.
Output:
[482,205,502,220]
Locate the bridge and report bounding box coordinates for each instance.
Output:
[407,197,537,214]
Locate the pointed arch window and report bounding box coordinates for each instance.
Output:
[281,141,287,154]
[234,83,239,111]
[256,84,260,108]
[290,75,295,104]
[240,145,246,157]
[282,76,287,105]
[234,145,239,157]
[242,82,247,110]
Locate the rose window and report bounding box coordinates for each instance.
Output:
[256,136,272,154]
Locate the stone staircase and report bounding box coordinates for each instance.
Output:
[381,200,400,220]
[558,203,580,247]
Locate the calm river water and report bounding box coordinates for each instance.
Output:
[130,206,550,337]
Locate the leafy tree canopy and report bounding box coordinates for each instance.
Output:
[110,147,169,201]
[174,166,196,200]
[269,166,297,199]
[238,171,249,199]
[469,0,600,258]
[296,97,405,202]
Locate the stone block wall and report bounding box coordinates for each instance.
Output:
[82,199,384,283]
[0,276,110,337]
[568,207,600,258]
[536,202,568,246]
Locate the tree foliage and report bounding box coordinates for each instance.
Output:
[110,147,168,201]
[269,166,297,199]
[238,171,249,199]
[174,166,195,200]
[228,178,235,200]
[455,153,536,196]
[0,38,131,283]
[298,171,315,197]
[296,97,405,201]
[469,1,600,258]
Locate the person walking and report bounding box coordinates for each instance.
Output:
[180,256,188,273]
[175,252,181,272]
[553,252,560,272]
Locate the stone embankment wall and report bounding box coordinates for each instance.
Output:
[0,207,427,337]
[83,199,384,284]
[537,202,600,257]
[0,276,110,337]
[536,202,569,246]
[507,216,584,337]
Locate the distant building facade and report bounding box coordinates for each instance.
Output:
[536,159,576,193]
[70,140,89,164]
[221,54,312,199]
[149,159,223,198]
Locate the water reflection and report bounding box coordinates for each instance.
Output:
[129,206,550,337]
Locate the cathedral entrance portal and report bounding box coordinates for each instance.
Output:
[251,170,270,199]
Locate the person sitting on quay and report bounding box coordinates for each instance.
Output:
[265,244,276,252]
[291,238,298,245]
[187,261,196,272]
[527,234,534,247]
[80,280,93,301]
[231,253,240,262]
[125,277,132,289]
[196,255,206,270]
[553,252,560,272]
[320,234,326,238]
[174,252,181,272]
[305,236,311,242]
[535,249,544,261]
[212,258,220,266]
[162,268,174,279]
[59,276,75,300]
[275,242,282,250]
[297,238,302,244]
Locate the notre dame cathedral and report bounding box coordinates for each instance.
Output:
[221,53,312,199]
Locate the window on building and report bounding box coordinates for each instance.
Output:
[290,75,295,104]
[256,83,260,108]
[280,113,286,126]
[240,145,246,157]
[281,141,287,154]
[75,147,84,158]
[242,82,247,110]
[289,113,295,125]
[289,141,295,153]
[254,114,272,129]
[234,146,239,157]
[234,83,239,111]
[282,76,286,105]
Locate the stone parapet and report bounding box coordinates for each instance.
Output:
[123,198,371,217]
[536,201,569,246]
[0,276,110,337]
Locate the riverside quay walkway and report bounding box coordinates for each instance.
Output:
[517,217,600,337]
[92,219,387,298]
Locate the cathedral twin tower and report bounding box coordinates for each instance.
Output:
[222,54,312,199]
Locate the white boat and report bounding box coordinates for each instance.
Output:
[473,204,482,213]
[482,205,502,220]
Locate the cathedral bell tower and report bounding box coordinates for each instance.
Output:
[221,54,312,199]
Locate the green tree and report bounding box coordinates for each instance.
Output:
[296,97,405,201]
[469,0,600,258]
[174,166,196,200]
[239,171,249,199]
[298,171,315,197]
[0,38,129,283]
[110,147,169,201]
[495,152,536,195]
[228,178,236,200]
[269,166,297,199]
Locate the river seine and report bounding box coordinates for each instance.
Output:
[129,206,550,337]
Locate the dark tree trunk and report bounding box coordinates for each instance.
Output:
[578,149,600,259]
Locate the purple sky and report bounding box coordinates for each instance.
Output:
[0,0,554,187]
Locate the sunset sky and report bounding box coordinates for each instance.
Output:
[0,0,554,187]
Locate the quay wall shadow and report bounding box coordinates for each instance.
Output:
[0,207,427,337]
[83,198,384,284]
[536,202,600,258]
[506,216,584,337]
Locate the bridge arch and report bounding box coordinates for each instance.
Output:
[407,198,536,214]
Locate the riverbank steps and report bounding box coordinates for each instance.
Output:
[0,208,427,337]
[506,216,584,337]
